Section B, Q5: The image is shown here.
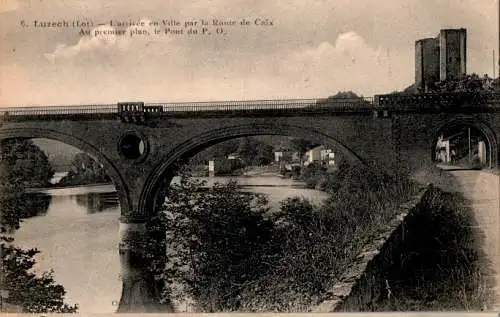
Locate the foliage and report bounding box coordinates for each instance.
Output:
[251,143,274,166]
[0,185,78,312]
[1,243,79,313]
[239,163,416,311]
[190,137,276,170]
[0,138,54,187]
[315,91,371,107]
[299,162,328,189]
[328,91,362,99]
[433,73,494,93]
[133,175,276,312]
[212,158,245,176]
[58,152,110,186]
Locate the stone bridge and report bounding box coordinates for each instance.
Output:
[1,92,500,312]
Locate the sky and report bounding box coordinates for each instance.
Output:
[0,0,498,106]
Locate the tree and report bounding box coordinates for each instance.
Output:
[58,152,110,186]
[1,243,79,313]
[132,175,275,312]
[0,139,54,187]
[315,90,372,107]
[236,137,258,166]
[328,91,361,99]
[252,144,274,166]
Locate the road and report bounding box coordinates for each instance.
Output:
[436,166,500,310]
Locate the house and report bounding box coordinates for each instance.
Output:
[274,149,299,163]
[305,146,335,166]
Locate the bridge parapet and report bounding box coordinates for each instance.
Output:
[0,98,376,120]
[375,92,500,112]
[0,104,117,116]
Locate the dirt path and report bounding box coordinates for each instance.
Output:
[431,167,500,309]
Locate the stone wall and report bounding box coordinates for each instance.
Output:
[315,183,496,312]
[312,184,430,312]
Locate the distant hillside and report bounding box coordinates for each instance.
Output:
[31,138,82,172]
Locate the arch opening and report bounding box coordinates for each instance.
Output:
[140,124,367,215]
[432,120,498,170]
[0,129,130,213]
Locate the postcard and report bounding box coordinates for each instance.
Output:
[0,1,499,315]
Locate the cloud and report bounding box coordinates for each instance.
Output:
[279,31,411,95]
[44,18,165,63]
[0,0,19,13]
[5,30,413,106]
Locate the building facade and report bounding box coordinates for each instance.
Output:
[305,146,335,166]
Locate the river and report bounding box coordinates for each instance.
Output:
[13,176,328,313]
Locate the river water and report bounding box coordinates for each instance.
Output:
[13,176,328,313]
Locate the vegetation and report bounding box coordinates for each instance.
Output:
[189,136,280,175]
[58,152,110,186]
[341,186,494,311]
[130,162,417,312]
[0,138,77,313]
[297,162,334,189]
[401,74,498,94]
[316,91,371,106]
[0,139,54,187]
[190,137,273,167]
[211,158,245,176]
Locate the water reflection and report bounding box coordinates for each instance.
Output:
[20,193,51,218]
[73,192,119,214]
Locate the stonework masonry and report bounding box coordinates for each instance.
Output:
[415,28,467,91]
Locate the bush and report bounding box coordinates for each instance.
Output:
[137,176,276,312]
[236,163,416,311]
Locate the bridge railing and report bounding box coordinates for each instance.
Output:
[0,98,376,117]
[0,104,117,116]
[3,93,500,117]
[148,97,375,112]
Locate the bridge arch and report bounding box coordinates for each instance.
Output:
[431,116,499,169]
[0,128,132,213]
[139,123,366,215]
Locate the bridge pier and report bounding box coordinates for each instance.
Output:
[117,219,174,313]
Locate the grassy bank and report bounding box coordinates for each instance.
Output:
[337,185,494,311]
[235,164,418,311]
